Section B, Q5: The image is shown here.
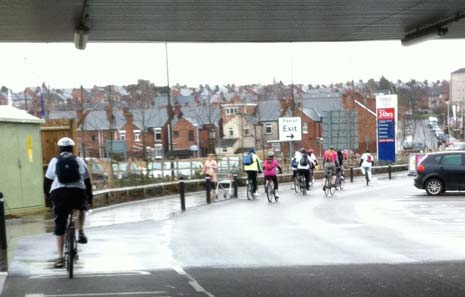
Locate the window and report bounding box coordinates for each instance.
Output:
[154,144,163,159]
[154,128,162,141]
[174,131,179,138]
[265,123,272,134]
[441,154,463,166]
[303,122,308,134]
[222,147,228,153]
[226,107,239,115]
[91,135,96,142]
[119,130,126,141]
[244,127,249,136]
[188,130,194,141]
[229,127,234,137]
[134,129,141,142]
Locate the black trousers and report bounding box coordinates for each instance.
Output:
[297,169,310,188]
[245,170,258,193]
[264,175,279,190]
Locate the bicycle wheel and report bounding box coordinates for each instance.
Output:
[324,178,331,197]
[365,172,369,186]
[246,181,253,200]
[293,176,299,193]
[299,176,306,195]
[65,226,75,278]
[338,177,345,190]
[266,183,274,203]
[330,183,336,196]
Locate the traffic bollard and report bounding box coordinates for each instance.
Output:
[233,174,238,198]
[388,164,392,180]
[350,167,354,183]
[206,176,211,204]
[0,192,6,250]
[179,177,186,211]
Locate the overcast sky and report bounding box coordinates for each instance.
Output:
[1,39,465,91]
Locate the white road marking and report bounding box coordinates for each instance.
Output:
[30,271,151,279]
[172,266,215,297]
[25,292,167,297]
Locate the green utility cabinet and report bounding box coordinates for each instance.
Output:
[0,106,45,215]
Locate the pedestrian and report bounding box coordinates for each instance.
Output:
[202,153,218,183]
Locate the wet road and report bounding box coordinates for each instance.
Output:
[4,174,465,296]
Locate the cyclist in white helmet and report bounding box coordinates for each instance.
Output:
[43,137,93,268]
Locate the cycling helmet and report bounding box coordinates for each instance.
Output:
[300,148,306,153]
[267,151,274,157]
[57,137,75,147]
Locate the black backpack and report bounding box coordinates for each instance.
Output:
[299,155,309,166]
[55,153,81,183]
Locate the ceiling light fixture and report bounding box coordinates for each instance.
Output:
[74,0,91,50]
[401,12,465,47]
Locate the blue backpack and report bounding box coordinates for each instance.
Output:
[243,153,253,166]
[291,158,298,168]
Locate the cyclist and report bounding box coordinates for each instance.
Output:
[336,149,345,181]
[43,137,93,268]
[360,149,374,181]
[263,151,283,198]
[323,145,338,189]
[297,148,311,190]
[290,150,301,189]
[307,148,318,183]
[243,148,262,198]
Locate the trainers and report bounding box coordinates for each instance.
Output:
[275,190,279,198]
[53,257,64,268]
[78,230,88,244]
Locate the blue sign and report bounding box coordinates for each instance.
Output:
[377,108,396,162]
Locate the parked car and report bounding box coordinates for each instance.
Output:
[414,151,465,196]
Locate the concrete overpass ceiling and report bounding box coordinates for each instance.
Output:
[0,0,464,42]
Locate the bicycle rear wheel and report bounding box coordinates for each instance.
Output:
[65,226,76,279]
[365,172,369,186]
[324,178,331,197]
[266,183,275,203]
[299,176,306,195]
[247,181,253,200]
[293,176,299,193]
[338,177,345,190]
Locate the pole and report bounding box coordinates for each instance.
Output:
[165,42,175,178]
[179,178,186,211]
[233,174,238,198]
[388,164,392,180]
[350,166,354,183]
[0,193,7,250]
[206,176,212,204]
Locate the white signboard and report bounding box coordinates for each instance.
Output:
[278,117,302,141]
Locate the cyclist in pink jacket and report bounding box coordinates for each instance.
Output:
[263,151,283,197]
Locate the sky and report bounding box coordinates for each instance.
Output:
[1,39,465,91]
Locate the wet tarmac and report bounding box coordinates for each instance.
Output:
[2,189,218,271]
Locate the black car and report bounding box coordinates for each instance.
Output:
[414,152,465,196]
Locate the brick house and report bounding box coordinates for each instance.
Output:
[342,92,377,154]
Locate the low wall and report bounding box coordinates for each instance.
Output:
[93,164,408,208]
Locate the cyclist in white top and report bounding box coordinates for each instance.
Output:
[360,150,374,181]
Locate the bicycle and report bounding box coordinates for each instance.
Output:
[335,168,345,190]
[265,178,277,203]
[363,167,370,186]
[298,172,307,195]
[292,173,299,193]
[246,176,255,200]
[323,173,336,197]
[64,211,79,278]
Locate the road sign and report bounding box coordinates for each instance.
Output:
[278,117,302,141]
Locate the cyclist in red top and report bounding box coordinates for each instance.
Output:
[323,145,338,188]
